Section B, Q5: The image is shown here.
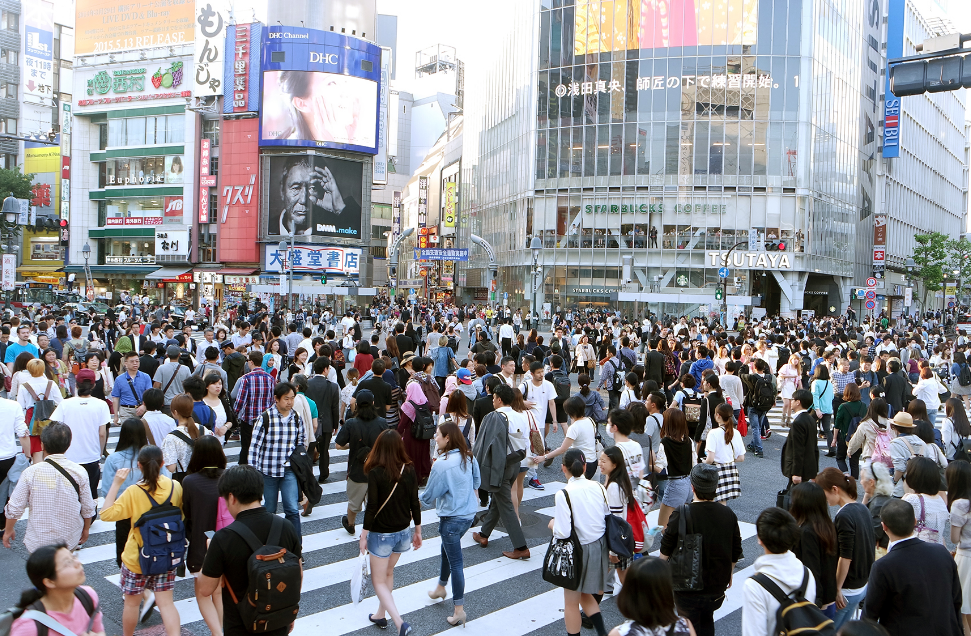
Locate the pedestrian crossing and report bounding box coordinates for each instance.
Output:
[69,424,768,636]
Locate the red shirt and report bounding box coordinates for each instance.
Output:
[354,353,374,376]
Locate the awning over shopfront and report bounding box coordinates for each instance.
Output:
[215,268,259,276]
[145,266,192,280]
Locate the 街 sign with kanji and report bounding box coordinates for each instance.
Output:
[24,1,54,104]
[263,244,361,276]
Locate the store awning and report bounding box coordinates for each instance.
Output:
[144,266,192,280]
[216,267,259,275]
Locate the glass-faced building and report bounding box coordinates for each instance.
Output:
[459,0,962,319]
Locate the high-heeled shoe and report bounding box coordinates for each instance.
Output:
[428,587,447,601]
[446,609,467,628]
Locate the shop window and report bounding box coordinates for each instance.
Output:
[1,49,16,65]
[202,119,220,146]
[0,12,17,31]
[30,239,59,260]
[106,155,183,186]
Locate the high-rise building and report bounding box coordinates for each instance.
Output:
[459,0,968,320]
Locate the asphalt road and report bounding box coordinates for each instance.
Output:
[0,326,836,636]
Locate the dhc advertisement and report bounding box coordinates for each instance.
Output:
[259,26,382,155]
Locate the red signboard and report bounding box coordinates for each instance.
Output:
[199,139,211,223]
[163,273,193,283]
[164,196,184,223]
[217,118,261,263]
[200,139,211,177]
[61,156,70,179]
[234,24,250,113]
[873,247,886,262]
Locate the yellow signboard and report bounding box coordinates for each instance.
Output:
[443,181,456,228]
[24,146,60,218]
[75,0,195,55]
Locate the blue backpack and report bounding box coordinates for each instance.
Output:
[133,484,187,575]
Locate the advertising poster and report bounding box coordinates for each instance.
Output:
[193,0,228,97]
[163,156,185,183]
[259,26,382,154]
[75,0,195,55]
[265,155,363,240]
[24,146,60,217]
[24,1,53,103]
[443,181,456,228]
[77,63,188,108]
[263,244,361,275]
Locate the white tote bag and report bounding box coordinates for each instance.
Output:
[350,551,370,604]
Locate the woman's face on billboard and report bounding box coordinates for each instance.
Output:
[291,74,360,143]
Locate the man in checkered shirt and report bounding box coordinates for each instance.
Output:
[248,381,306,537]
[234,350,277,465]
[831,358,857,410]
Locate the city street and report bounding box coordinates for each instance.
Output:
[0,330,833,636]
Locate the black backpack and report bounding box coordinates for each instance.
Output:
[610,359,625,393]
[960,363,971,387]
[409,399,437,440]
[227,516,302,633]
[752,374,776,412]
[551,370,571,401]
[752,568,836,636]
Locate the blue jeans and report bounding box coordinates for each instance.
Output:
[438,516,474,605]
[928,409,939,427]
[832,588,866,630]
[263,468,301,537]
[748,408,767,452]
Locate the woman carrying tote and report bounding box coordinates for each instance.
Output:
[702,403,745,503]
[359,430,422,636]
[548,447,611,636]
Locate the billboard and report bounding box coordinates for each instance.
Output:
[24,146,60,218]
[574,0,758,54]
[76,64,189,109]
[883,0,905,158]
[193,0,228,97]
[75,0,195,55]
[265,155,364,240]
[259,26,382,154]
[224,23,263,113]
[263,244,361,276]
[24,1,53,104]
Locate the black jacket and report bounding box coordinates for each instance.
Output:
[863,537,963,636]
[472,393,496,429]
[305,376,340,435]
[288,444,323,505]
[882,373,912,413]
[644,350,665,386]
[783,411,819,480]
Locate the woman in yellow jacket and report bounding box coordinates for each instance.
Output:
[100,445,183,636]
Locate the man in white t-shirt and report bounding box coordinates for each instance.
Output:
[50,368,110,500]
[498,356,517,387]
[498,319,515,358]
[141,387,177,447]
[520,360,557,490]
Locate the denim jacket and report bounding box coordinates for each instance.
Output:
[420,449,481,518]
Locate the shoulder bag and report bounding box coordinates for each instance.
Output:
[541,489,583,590]
[669,504,704,591]
[373,465,406,519]
[600,485,635,559]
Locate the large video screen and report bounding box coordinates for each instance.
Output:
[261,71,378,150]
[265,155,364,241]
[260,26,382,154]
[574,0,759,55]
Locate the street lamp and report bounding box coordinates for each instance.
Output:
[529,236,542,331]
[81,242,91,302]
[905,257,915,315]
[1,193,19,310]
[278,240,293,312]
[955,269,963,310]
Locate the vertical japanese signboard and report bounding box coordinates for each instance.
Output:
[883,0,904,158]
[61,105,71,223]
[443,181,456,228]
[193,0,227,97]
[199,139,211,223]
[872,213,887,284]
[417,177,428,250]
[391,191,401,240]
[233,23,250,112]
[2,254,15,290]
[223,23,262,114]
[374,47,392,185]
[24,1,54,104]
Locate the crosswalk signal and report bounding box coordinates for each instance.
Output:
[765,241,786,252]
[58,219,69,246]
[321,272,327,285]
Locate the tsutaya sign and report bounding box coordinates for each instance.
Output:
[708,251,793,269]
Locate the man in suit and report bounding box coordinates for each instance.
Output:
[882,359,912,415]
[306,356,341,482]
[394,323,415,364]
[782,389,818,485]
[644,338,666,386]
[864,499,963,636]
[138,341,160,381]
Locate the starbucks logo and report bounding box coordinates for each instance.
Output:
[676,274,689,287]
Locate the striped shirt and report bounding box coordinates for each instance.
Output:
[233,368,276,424]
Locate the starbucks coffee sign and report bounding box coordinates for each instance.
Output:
[584,202,728,214]
[708,251,793,269]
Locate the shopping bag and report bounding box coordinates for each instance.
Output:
[350,551,370,604]
[737,406,748,437]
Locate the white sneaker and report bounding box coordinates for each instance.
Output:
[139,591,156,623]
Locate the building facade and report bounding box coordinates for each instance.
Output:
[460,0,968,321]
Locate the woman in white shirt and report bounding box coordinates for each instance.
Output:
[18,358,63,462]
[903,456,949,546]
[548,447,611,636]
[161,394,211,480]
[536,396,599,478]
[942,397,971,460]
[914,366,944,426]
[599,445,635,583]
[777,354,802,427]
[703,403,745,503]
[713,345,732,376]
[619,373,639,410]
[574,335,596,374]
[201,372,232,444]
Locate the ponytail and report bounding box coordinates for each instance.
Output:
[138,445,164,495]
[578,373,591,396]
[715,402,735,444]
[815,466,858,500]
[564,447,586,478]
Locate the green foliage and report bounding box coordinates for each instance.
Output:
[912,232,950,293]
[950,236,971,290]
[0,166,35,244]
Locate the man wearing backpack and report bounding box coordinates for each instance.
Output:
[744,359,776,459]
[742,507,824,636]
[863,499,963,636]
[598,344,624,411]
[198,465,303,636]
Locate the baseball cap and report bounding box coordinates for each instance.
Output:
[76,369,97,383]
[356,389,374,405]
[456,368,472,384]
[166,345,181,358]
[219,340,235,350]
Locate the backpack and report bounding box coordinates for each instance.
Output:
[23,381,57,437]
[331,346,346,369]
[663,353,678,378]
[681,389,703,424]
[408,400,437,440]
[871,425,895,473]
[0,587,98,636]
[226,516,302,633]
[751,374,776,412]
[960,363,971,387]
[133,484,187,575]
[620,350,636,371]
[752,567,836,636]
[551,370,571,402]
[447,334,458,352]
[610,359,625,393]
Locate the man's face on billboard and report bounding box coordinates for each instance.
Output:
[283,162,311,230]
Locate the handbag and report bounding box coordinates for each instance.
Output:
[626,500,649,553]
[524,408,545,456]
[916,494,940,542]
[737,404,748,437]
[669,504,703,591]
[350,551,371,604]
[600,486,635,559]
[541,490,583,590]
[777,485,791,510]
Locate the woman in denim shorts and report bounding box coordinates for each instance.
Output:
[359,430,422,636]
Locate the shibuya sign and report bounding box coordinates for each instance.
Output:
[708,251,793,269]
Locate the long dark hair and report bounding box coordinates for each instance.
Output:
[364,429,412,481]
[788,481,837,555]
[616,556,678,629]
[946,397,971,438]
[864,397,889,429]
[947,460,971,511]
[602,446,634,507]
[186,435,227,479]
[436,421,472,470]
[116,417,148,457]
[16,542,70,608]
[137,445,164,496]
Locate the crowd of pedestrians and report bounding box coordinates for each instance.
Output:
[1,299,971,636]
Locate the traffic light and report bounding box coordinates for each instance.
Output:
[59,219,69,246]
[715,288,723,301]
[890,54,971,96]
[765,241,786,252]
[321,272,327,285]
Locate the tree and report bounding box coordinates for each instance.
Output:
[948,236,971,304]
[0,166,35,247]
[911,232,951,310]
